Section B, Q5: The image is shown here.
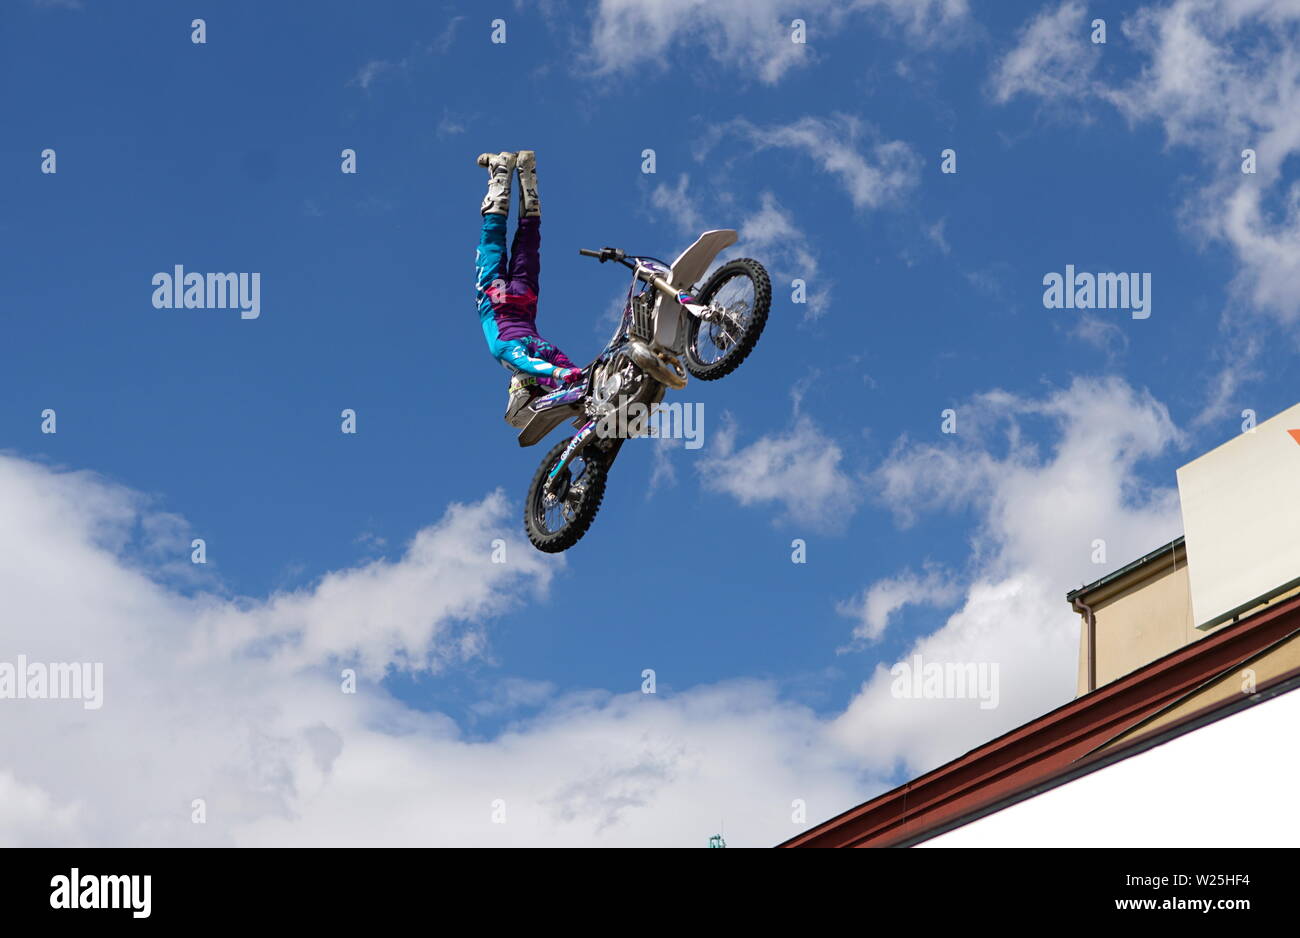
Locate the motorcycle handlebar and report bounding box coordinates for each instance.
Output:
[579,247,627,264]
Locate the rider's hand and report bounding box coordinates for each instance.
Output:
[557,367,583,385]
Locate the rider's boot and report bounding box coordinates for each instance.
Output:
[477,151,516,216]
[505,373,541,427]
[516,150,540,218]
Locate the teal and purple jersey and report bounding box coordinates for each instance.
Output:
[475,213,577,388]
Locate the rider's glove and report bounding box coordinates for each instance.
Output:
[556,367,583,385]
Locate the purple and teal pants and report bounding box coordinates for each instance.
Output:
[475,213,577,388]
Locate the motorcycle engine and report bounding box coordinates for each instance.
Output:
[587,358,622,416]
[586,355,643,417]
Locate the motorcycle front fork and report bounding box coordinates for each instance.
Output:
[543,419,628,495]
[544,419,599,494]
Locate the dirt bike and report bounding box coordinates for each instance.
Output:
[516,229,770,552]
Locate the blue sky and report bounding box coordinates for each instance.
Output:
[2,0,1299,846]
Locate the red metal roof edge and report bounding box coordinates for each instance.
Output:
[781,589,1300,848]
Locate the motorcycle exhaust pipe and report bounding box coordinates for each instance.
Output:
[625,339,687,390]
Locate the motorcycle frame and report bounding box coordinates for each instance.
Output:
[521,230,740,489]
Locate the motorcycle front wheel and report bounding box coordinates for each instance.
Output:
[683,257,771,381]
[524,436,614,553]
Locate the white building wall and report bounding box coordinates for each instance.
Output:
[921,687,1300,847]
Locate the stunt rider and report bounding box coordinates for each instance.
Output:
[474,150,582,427]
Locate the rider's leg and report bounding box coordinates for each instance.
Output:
[475,213,509,326]
[477,150,515,217]
[506,151,540,297]
[503,367,540,428]
[501,157,580,391]
[475,153,515,326]
[516,149,540,218]
[475,152,520,372]
[480,151,579,425]
[506,216,540,301]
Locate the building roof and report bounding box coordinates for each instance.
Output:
[780,585,1300,847]
[1065,536,1185,603]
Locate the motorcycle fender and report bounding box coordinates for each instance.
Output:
[668,229,737,291]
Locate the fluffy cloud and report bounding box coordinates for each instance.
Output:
[194,491,556,680]
[1110,0,1300,327]
[648,113,921,321]
[832,377,1186,775]
[990,1,1100,104]
[648,173,705,237]
[348,59,403,90]
[994,1,1300,330]
[837,566,965,645]
[0,378,1195,844]
[719,115,922,212]
[0,454,869,846]
[739,192,829,319]
[649,178,828,318]
[236,679,867,847]
[1070,313,1131,360]
[585,0,970,84]
[696,414,861,529]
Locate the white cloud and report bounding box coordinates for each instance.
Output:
[994,0,1300,333]
[838,566,964,645]
[696,414,860,529]
[833,377,1186,776]
[433,15,465,54]
[988,1,1300,427]
[237,679,868,846]
[721,115,921,211]
[990,1,1100,104]
[645,114,921,324]
[584,0,970,85]
[349,59,402,90]
[1070,313,1130,358]
[0,379,1198,843]
[738,191,829,319]
[649,180,829,318]
[468,677,558,718]
[926,217,951,255]
[648,439,680,493]
[648,174,704,237]
[0,771,82,847]
[1112,0,1300,326]
[1192,329,1263,426]
[350,16,465,90]
[436,109,465,138]
[0,454,872,846]
[182,490,556,680]
[586,0,807,84]
[646,112,925,324]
